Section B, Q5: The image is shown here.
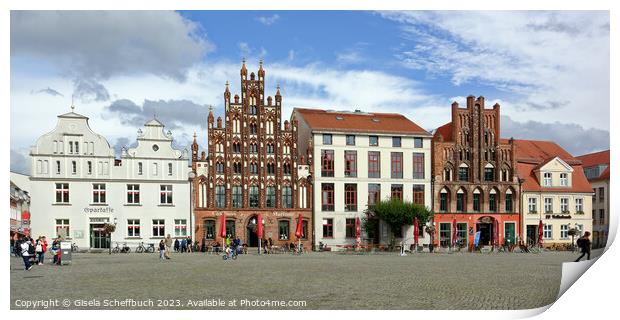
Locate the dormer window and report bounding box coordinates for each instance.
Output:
[543,172,552,187]
[560,173,568,186]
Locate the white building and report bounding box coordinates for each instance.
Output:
[293,108,433,249]
[29,106,191,250]
[577,150,610,248]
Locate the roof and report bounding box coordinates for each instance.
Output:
[433,122,453,142]
[294,108,430,136]
[514,139,592,193]
[576,150,610,181]
[58,111,88,119]
[145,118,164,126]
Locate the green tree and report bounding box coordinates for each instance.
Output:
[362,199,433,240]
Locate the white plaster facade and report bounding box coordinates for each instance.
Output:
[29,108,191,250]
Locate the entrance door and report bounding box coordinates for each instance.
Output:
[504,223,516,245]
[526,225,537,245]
[476,223,492,246]
[90,224,110,249]
[246,217,259,247]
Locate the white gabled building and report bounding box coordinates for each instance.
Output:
[293,108,433,249]
[29,106,191,250]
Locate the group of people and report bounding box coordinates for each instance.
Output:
[173,236,194,253]
[12,235,65,271]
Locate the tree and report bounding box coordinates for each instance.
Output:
[362,199,433,242]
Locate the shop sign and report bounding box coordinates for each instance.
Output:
[84,207,114,214]
[546,214,572,219]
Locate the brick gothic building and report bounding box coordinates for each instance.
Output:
[191,61,312,248]
[432,96,521,248]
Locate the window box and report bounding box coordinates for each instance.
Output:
[576,210,585,215]
[124,203,142,206]
[157,204,175,207]
[529,210,537,214]
[561,210,570,214]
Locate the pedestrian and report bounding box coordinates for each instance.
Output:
[181,237,187,253]
[20,237,33,271]
[575,231,592,262]
[158,240,165,260]
[263,237,268,254]
[52,237,61,265]
[225,235,231,248]
[268,237,273,252]
[174,238,180,252]
[35,236,44,265]
[164,234,172,259]
[187,236,193,253]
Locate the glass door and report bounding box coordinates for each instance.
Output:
[504,223,516,246]
[90,224,110,249]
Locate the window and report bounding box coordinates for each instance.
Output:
[225,220,236,238]
[346,135,356,146]
[152,219,165,237]
[232,186,243,208]
[152,163,158,176]
[528,198,537,213]
[283,163,291,175]
[168,163,173,176]
[55,183,70,203]
[233,162,242,174]
[368,184,381,207]
[250,162,258,174]
[127,219,140,237]
[322,218,334,238]
[368,151,381,178]
[543,172,552,186]
[250,143,258,154]
[345,184,357,211]
[413,153,425,179]
[55,219,70,238]
[599,187,604,202]
[391,152,403,179]
[369,135,379,146]
[87,161,92,174]
[266,143,274,154]
[560,224,569,239]
[392,136,401,147]
[266,187,276,208]
[543,224,552,239]
[250,123,257,135]
[321,150,334,177]
[444,168,452,181]
[345,218,356,238]
[413,185,424,205]
[160,185,173,204]
[174,219,188,237]
[502,169,509,182]
[138,162,143,175]
[126,184,140,204]
[203,220,215,240]
[301,220,308,240]
[560,197,569,213]
[232,142,241,153]
[459,167,469,181]
[56,161,61,174]
[215,185,226,208]
[575,198,584,213]
[440,192,448,212]
[457,223,468,245]
[484,168,494,181]
[544,198,553,213]
[489,193,497,212]
[439,223,451,247]
[391,184,403,201]
[69,141,74,154]
[71,161,77,174]
[278,220,290,240]
[216,162,225,174]
[414,138,423,148]
[267,163,276,175]
[282,186,293,208]
[473,192,481,212]
[505,193,513,212]
[560,173,568,186]
[599,209,605,224]
[323,134,332,145]
[456,192,465,212]
[249,186,259,208]
[344,151,357,177]
[321,183,334,211]
[92,184,106,204]
[75,141,79,154]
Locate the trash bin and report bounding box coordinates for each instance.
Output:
[60,241,72,265]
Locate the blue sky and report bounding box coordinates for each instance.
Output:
[10,11,610,174]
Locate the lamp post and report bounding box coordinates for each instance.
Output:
[188,171,196,250]
[108,217,117,255]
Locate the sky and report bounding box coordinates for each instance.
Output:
[10,10,610,174]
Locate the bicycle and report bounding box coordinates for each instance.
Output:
[135,242,155,253]
[222,248,238,260]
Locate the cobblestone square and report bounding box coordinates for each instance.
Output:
[10,250,599,310]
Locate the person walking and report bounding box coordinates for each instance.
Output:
[158,240,165,260]
[575,231,592,262]
[181,237,187,253]
[35,237,44,265]
[164,234,172,259]
[51,237,61,265]
[187,236,193,253]
[174,238,180,253]
[225,235,231,248]
[20,237,33,271]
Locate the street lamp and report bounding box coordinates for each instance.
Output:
[109,218,118,255]
[188,171,196,251]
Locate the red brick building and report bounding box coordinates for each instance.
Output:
[432,96,521,249]
[191,61,312,248]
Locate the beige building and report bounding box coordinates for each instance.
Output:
[577,150,610,248]
[515,140,593,247]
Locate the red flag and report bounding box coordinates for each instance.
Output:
[493,218,499,246]
[219,214,226,238]
[452,218,457,247]
[538,219,544,246]
[295,214,303,239]
[257,214,263,239]
[413,217,419,246]
[355,217,361,246]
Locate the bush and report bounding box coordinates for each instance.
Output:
[363,199,433,239]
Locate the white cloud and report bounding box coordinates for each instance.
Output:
[255,14,280,26]
[336,50,364,64]
[382,11,610,130]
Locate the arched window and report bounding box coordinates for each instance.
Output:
[505,188,514,212]
[216,162,224,174]
[484,163,495,182]
[232,142,241,153]
[283,163,291,175]
[267,163,275,175]
[250,123,257,135]
[473,188,483,212]
[444,167,452,181]
[489,188,498,212]
[439,188,450,212]
[233,162,242,174]
[456,188,467,212]
[458,163,469,181]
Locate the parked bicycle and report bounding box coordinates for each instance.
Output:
[112,242,131,253]
[135,242,155,253]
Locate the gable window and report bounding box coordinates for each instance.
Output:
[344,151,357,177]
[391,152,403,179]
[216,162,225,174]
[344,184,357,211]
[484,167,494,182]
[369,135,379,146]
[368,151,381,178]
[323,134,332,145]
[232,142,241,153]
[543,172,552,186]
[267,163,276,175]
[283,163,291,175]
[321,183,334,211]
[321,150,334,177]
[233,162,242,174]
[249,162,258,174]
[92,184,106,204]
[560,173,568,186]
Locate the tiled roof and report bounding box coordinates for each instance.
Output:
[433,122,453,142]
[576,150,610,181]
[514,139,592,193]
[294,108,430,135]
